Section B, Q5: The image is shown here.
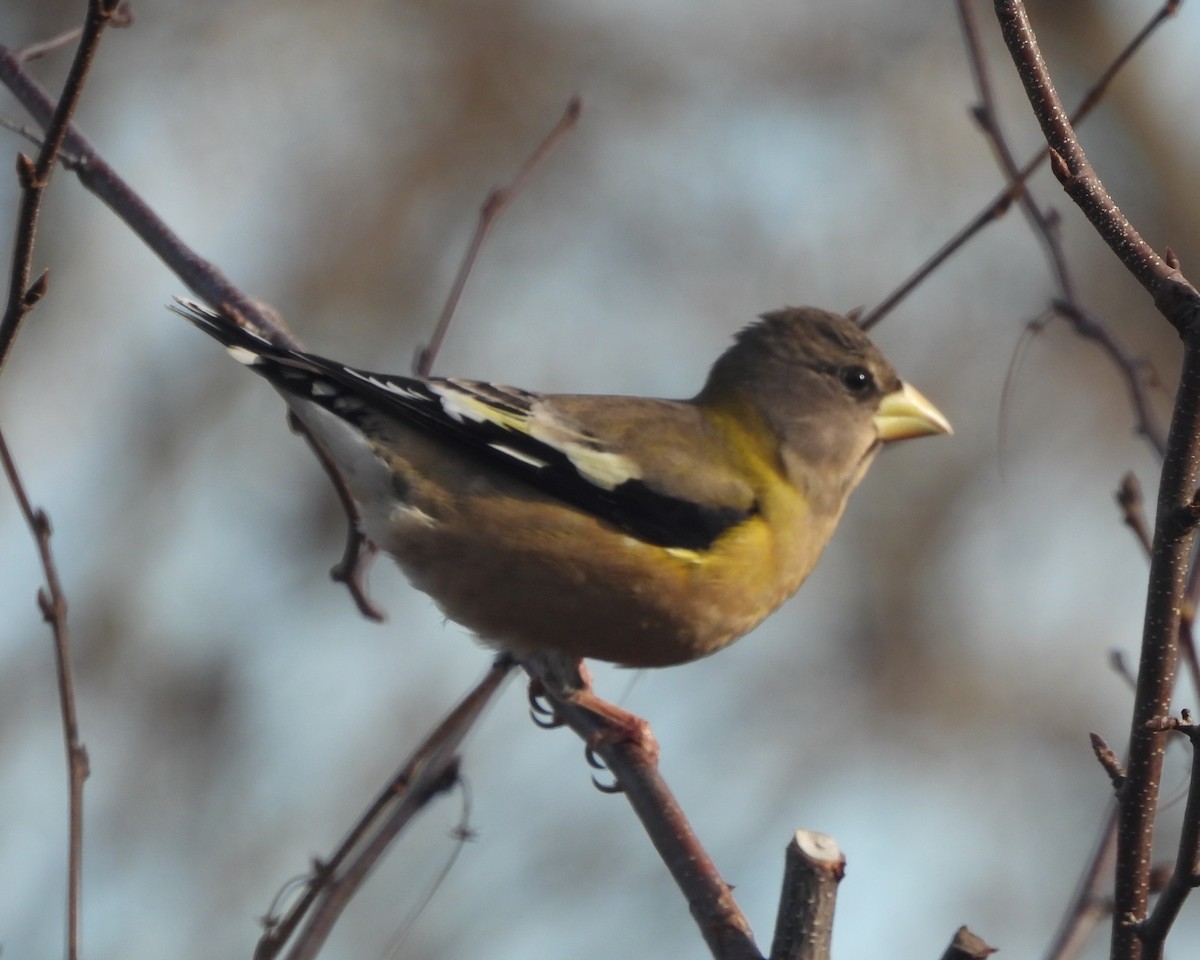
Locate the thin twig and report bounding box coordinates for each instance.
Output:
[16,1,133,62]
[1068,2,1182,124]
[17,27,90,62]
[0,424,89,960]
[0,4,127,956]
[993,1,1197,318]
[255,656,515,960]
[0,51,397,615]
[1042,802,1119,960]
[285,409,384,622]
[0,0,124,374]
[959,0,1167,456]
[0,46,287,343]
[1090,733,1127,793]
[1053,302,1166,457]
[415,96,582,377]
[0,114,55,148]
[380,778,478,958]
[957,9,1079,325]
[958,0,1082,313]
[1118,473,1154,556]
[862,0,1181,331]
[282,764,462,960]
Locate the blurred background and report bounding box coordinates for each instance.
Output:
[2,0,1198,957]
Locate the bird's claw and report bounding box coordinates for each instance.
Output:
[527,681,564,729]
[585,743,624,793]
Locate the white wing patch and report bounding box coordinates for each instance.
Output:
[432,381,529,429]
[527,415,641,491]
[554,440,640,491]
[487,443,549,468]
[348,370,427,401]
[227,345,263,366]
[427,380,641,490]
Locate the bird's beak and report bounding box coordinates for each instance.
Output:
[874,382,952,441]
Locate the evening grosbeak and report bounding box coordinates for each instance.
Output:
[176,301,949,671]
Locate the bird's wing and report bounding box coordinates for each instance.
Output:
[174,300,755,550]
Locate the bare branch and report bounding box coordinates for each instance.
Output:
[1091,732,1126,793]
[1118,473,1153,557]
[533,666,762,960]
[0,4,134,956]
[1108,128,1200,960]
[415,96,582,377]
[862,0,1182,330]
[0,46,290,343]
[1042,803,1118,960]
[255,656,515,960]
[993,1,1198,326]
[0,424,89,960]
[941,926,998,960]
[0,0,124,373]
[1052,302,1166,457]
[769,830,844,960]
[959,0,1167,456]
[285,409,385,622]
[990,5,1200,959]
[16,0,133,62]
[1135,715,1200,954]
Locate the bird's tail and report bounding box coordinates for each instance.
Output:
[169,297,408,426]
[168,297,292,370]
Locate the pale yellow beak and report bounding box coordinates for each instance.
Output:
[874,382,952,442]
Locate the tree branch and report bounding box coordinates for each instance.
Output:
[863,0,1182,333]
[539,679,763,960]
[769,830,843,960]
[991,5,1200,959]
[992,0,1199,328]
[0,424,89,960]
[0,45,290,342]
[415,95,581,377]
[1042,802,1118,960]
[1136,715,1200,954]
[958,0,1167,456]
[0,0,124,373]
[941,926,998,960]
[255,656,515,960]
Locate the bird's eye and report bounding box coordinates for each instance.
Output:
[839,365,875,394]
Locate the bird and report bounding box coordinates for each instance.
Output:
[175,301,949,680]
